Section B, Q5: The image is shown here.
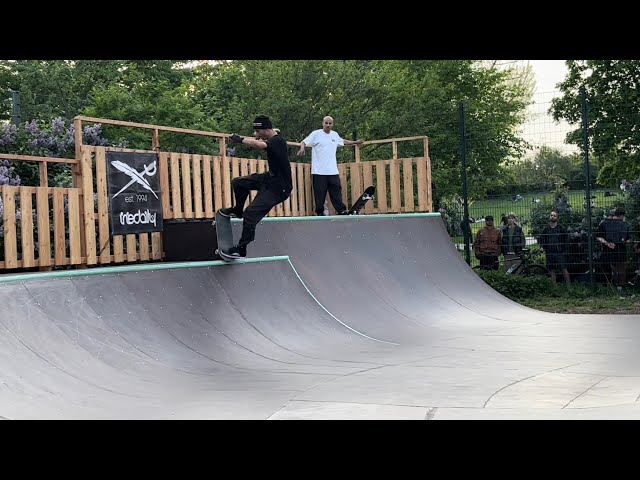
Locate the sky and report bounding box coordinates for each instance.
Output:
[521,60,577,155]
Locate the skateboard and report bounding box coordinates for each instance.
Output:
[213,210,237,262]
[348,185,375,215]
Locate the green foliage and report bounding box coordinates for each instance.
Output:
[191,60,531,200]
[550,60,640,186]
[474,269,556,300]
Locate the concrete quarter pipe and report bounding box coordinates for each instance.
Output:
[1,213,640,419]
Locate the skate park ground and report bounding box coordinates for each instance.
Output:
[1,213,640,419]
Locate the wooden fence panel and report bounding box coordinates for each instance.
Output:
[2,187,17,268]
[361,162,374,213]
[53,189,66,266]
[19,188,35,268]
[390,160,401,212]
[290,163,298,216]
[417,157,428,211]
[170,153,182,218]
[403,158,415,212]
[213,156,223,213]
[192,154,203,218]
[222,157,232,210]
[159,152,171,219]
[181,153,193,219]
[375,161,388,213]
[202,155,214,217]
[81,149,97,264]
[36,188,51,267]
[95,148,111,264]
[68,188,82,264]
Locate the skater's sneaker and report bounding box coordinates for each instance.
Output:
[222,244,246,259]
[339,209,349,215]
[219,207,242,219]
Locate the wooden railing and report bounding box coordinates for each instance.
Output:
[1,117,432,270]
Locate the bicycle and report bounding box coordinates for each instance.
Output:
[472,248,549,277]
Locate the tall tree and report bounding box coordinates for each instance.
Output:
[550,60,640,185]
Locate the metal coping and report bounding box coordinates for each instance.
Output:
[0,256,291,285]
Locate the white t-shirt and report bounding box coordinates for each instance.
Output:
[302,129,344,175]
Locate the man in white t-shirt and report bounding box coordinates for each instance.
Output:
[297,116,363,215]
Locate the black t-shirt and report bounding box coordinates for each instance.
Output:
[597,218,629,245]
[540,224,567,255]
[266,134,293,193]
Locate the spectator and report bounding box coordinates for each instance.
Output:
[500,212,525,273]
[297,116,363,216]
[596,206,631,289]
[473,215,502,270]
[539,210,571,284]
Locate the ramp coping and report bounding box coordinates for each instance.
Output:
[0,256,291,285]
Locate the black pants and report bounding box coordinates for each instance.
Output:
[312,174,346,215]
[232,173,290,247]
[478,255,499,270]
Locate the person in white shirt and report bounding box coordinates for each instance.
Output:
[297,116,363,215]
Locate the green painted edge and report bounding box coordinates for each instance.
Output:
[0,256,291,285]
[243,212,440,223]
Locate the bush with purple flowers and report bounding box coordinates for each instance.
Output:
[1,117,115,187]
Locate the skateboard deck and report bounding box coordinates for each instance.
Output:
[348,185,375,215]
[213,210,237,262]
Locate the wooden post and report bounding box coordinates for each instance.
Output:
[39,162,48,187]
[73,118,87,267]
[424,136,432,211]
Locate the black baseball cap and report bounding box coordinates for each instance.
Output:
[485,215,494,221]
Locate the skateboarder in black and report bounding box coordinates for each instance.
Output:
[219,115,292,258]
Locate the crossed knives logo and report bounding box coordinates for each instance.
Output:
[111,160,159,199]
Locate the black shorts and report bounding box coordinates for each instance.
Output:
[546,254,567,271]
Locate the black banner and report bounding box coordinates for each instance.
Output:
[107,151,163,235]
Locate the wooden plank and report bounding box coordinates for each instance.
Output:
[392,141,398,160]
[337,164,347,215]
[213,156,223,213]
[290,163,298,216]
[362,162,374,213]
[297,163,305,216]
[126,234,137,262]
[192,154,203,218]
[113,235,124,263]
[231,157,240,181]
[81,148,97,264]
[202,155,214,217]
[249,159,257,202]
[39,162,48,187]
[159,152,171,219]
[36,188,51,267]
[304,164,313,215]
[403,158,414,212]
[181,153,193,219]
[424,137,432,211]
[170,153,182,218]
[390,160,401,212]
[0,152,78,164]
[349,162,362,207]
[68,188,82,264]
[53,189,66,266]
[151,232,162,260]
[20,189,35,268]
[139,233,149,261]
[417,157,428,211]
[375,161,388,213]
[1,187,17,269]
[95,148,111,264]
[76,115,228,138]
[360,136,427,146]
[222,156,232,209]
